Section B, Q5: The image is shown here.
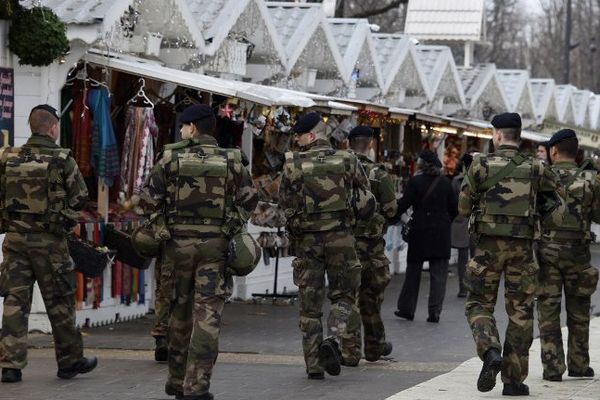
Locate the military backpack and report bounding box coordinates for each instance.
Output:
[542,165,596,241]
[285,148,357,232]
[163,141,242,236]
[467,152,542,239]
[0,146,71,234]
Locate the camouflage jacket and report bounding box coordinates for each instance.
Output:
[354,154,398,238]
[458,145,560,239]
[541,160,600,242]
[141,135,258,237]
[0,134,88,235]
[279,139,372,233]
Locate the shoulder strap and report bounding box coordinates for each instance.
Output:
[478,153,527,193]
[564,162,592,189]
[422,176,442,202]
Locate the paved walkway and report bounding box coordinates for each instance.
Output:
[387,318,600,400]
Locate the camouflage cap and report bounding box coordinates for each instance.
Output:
[131,225,161,258]
[226,231,261,276]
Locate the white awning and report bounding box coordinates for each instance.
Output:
[521,130,550,143]
[84,53,315,108]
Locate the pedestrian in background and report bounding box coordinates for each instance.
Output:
[394,149,457,323]
[0,105,97,383]
[537,142,550,163]
[459,112,561,396]
[537,129,599,382]
[451,152,474,298]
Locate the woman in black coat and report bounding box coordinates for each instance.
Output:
[394,150,458,323]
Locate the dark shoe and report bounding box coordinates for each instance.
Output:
[394,310,414,321]
[568,367,594,378]
[57,357,98,379]
[365,341,393,362]
[340,358,359,367]
[457,291,467,298]
[426,314,440,323]
[1,368,22,383]
[183,394,213,400]
[166,382,184,398]
[308,372,325,380]
[543,374,562,382]
[477,349,503,392]
[318,338,341,376]
[155,336,168,362]
[502,382,530,396]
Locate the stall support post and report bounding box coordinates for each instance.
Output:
[252,227,296,303]
[98,181,109,224]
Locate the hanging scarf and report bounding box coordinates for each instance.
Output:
[89,88,120,186]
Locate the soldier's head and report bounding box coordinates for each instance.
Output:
[180,104,216,140]
[292,112,324,147]
[347,125,374,155]
[491,112,521,147]
[29,104,60,142]
[548,129,578,163]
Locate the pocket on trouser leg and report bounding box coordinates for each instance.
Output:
[369,259,391,292]
[292,258,307,288]
[464,260,487,296]
[574,267,599,297]
[52,260,76,297]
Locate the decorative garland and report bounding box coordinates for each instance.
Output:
[9,6,69,66]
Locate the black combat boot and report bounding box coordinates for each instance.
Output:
[569,367,594,378]
[307,371,325,380]
[477,348,503,392]
[502,382,530,396]
[57,357,98,379]
[542,374,562,382]
[1,368,22,383]
[365,341,393,362]
[318,338,341,376]
[155,336,168,362]
[165,382,184,398]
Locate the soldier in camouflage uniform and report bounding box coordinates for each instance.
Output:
[279,112,375,380]
[536,129,600,381]
[342,125,397,366]
[0,105,97,383]
[142,104,257,400]
[459,113,560,396]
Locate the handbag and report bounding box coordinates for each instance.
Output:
[401,176,442,242]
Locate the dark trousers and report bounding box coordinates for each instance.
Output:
[397,258,449,318]
[457,247,469,294]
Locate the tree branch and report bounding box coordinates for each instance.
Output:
[348,0,408,18]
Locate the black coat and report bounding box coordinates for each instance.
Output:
[397,173,458,262]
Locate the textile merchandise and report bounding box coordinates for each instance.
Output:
[89,88,120,186]
[120,106,158,199]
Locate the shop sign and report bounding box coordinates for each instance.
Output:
[0,67,13,146]
[541,121,600,150]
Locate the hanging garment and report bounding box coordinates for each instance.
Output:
[89,88,120,186]
[120,106,159,199]
[72,84,94,177]
[60,86,73,148]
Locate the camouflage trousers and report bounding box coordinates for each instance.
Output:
[0,232,83,370]
[292,231,361,374]
[537,240,599,378]
[342,237,391,363]
[151,255,171,339]
[166,235,232,397]
[465,236,538,384]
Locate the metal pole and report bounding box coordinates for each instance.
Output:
[564,0,572,84]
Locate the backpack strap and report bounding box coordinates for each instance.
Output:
[478,153,527,193]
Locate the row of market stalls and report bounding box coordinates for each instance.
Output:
[1,0,599,331]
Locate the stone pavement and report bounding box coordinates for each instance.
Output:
[387,317,600,400]
[3,256,600,399]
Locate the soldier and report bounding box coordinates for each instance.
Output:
[142,104,257,400]
[459,112,560,396]
[279,112,375,380]
[342,125,397,365]
[0,104,97,383]
[537,129,599,381]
